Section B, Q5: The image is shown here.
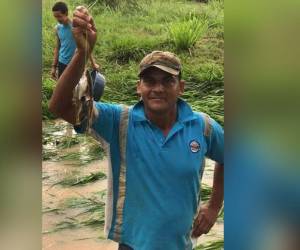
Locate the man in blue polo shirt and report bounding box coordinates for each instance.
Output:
[51,1,99,79]
[49,6,224,250]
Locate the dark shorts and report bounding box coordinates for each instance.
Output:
[58,61,68,78]
[118,243,133,250]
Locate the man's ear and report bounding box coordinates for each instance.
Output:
[136,80,141,95]
[178,80,185,95]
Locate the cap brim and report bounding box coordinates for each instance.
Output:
[139,64,180,76]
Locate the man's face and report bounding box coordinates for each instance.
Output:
[137,67,184,115]
[53,11,68,24]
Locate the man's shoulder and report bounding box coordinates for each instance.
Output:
[54,23,61,29]
[192,111,215,137]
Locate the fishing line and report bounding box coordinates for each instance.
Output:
[84,0,99,67]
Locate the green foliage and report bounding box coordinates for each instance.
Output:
[107,36,168,63]
[44,191,106,233]
[42,77,55,100]
[199,0,224,38]
[201,184,212,201]
[195,239,224,250]
[42,121,105,162]
[42,78,56,120]
[56,171,106,186]
[60,145,105,165]
[168,13,208,51]
[83,0,141,12]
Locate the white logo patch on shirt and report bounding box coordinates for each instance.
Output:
[189,140,200,153]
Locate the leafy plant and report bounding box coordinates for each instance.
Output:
[168,13,208,51]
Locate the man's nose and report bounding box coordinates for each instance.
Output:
[152,81,164,91]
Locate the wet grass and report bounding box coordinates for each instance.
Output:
[43,120,105,163]
[44,191,106,233]
[60,144,105,166]
[195,239,224,250]
[53,171,106,187]
[201,184,223,220]
[43,207,60,214]
[201,183,212,201]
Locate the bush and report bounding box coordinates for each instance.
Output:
[168,12,208,51]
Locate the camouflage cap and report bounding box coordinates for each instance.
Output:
[138,51,182,76]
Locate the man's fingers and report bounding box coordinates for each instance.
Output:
[72,26,86,35]
[192,213,214,237]
[73,5,92,29]
[75,5,89,15]
[89,16,96,29]
[73,17,92,30]
[73,10,91,22]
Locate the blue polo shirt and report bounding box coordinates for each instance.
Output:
[76,99,224,250]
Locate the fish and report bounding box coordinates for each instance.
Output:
[72,69,96,132]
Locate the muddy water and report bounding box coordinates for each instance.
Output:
[42,120,223,249]
[43,158,119,250]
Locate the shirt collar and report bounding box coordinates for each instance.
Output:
[131,98,197,123]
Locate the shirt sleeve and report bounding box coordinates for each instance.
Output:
[74,102,122,144]
[205,118,224,165]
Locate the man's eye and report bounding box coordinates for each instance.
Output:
[143,78,155,84]
[166,77,173,82]
[165,77,176,85]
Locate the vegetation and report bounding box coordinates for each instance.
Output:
[168,12,208,51]
[43,191,106,233]
[195,239,224,250]
[42,121,105,163]
[54,171,106,186]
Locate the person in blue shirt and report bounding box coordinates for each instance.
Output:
[51,1,99,79]
[49,6,224,250]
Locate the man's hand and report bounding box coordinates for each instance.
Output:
[192,163,224,238]
[191,203,220,238]
[72,6,97,56]
[51,66,57,80]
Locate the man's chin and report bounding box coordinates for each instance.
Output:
[147,104,168,114]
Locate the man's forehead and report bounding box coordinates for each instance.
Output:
[53,11,65,17]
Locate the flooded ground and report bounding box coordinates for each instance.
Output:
[42,120,223,250]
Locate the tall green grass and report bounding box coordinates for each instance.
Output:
[168,13,208,51]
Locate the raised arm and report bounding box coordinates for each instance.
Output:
[49,6,97,124]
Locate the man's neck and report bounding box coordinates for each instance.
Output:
[62,18,71,25]
[145,105,178,136]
